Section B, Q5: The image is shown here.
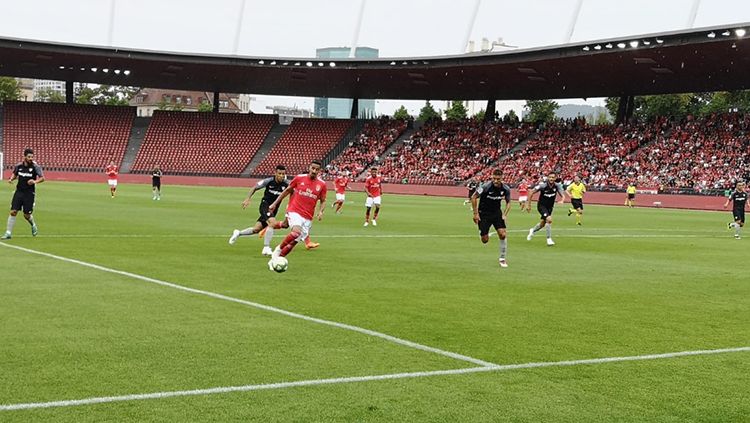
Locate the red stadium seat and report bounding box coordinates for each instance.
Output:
[130,111,275,176]
[253,118,353,176]
[2,102,133,171]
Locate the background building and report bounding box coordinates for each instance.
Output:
[32,80,83,101]
[14,78,34,101]
[129,89,251,116]
[266,105,313,124]
[33,80,65,100]
[314,47,378,118]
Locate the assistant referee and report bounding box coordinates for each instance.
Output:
[566,175,586,225]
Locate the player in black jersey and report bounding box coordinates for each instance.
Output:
[151,165,162,200]
[3,149,44,240]
[526,172,568,246]
[724,181,748,240]
[229,165,288,255]
[471,169,512,267]
[463,179,479,206]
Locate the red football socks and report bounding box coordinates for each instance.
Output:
[281,241,297,257]
[279,231,300,256]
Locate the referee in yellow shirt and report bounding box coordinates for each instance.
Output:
[626,183,637,208]
[566,175,586,225]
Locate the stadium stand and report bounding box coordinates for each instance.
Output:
[326,117,407,177]
[487,117,667,187]
[485,113,748,192]
[2,101,133,171]
[253,118,353,176]
[376,119,533,185]
[620,113,750,190]
[130,111,275,176]
[2,99,745,192]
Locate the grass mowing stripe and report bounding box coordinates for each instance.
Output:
[2,347,747,411]
[0,242,496,368]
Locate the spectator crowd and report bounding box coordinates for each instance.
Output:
[375,119,532,185]
[328,113,748,192]
[326,117,407,177]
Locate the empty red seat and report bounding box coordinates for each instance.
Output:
[253,118,353,176]
[2,101,133,171]
[130,111,275,176]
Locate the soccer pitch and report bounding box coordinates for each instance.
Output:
[1,181,748,422]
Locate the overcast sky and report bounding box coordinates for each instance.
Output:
[2,0,749,115]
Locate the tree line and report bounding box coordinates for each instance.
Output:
[0,77,138,106]
[398,91,750,124]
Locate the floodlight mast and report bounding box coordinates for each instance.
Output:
[564,0,584,43]
[461,0,482,53]
[232,0,248,55]
[107,0,116,46]
[349,0,367,58]
[686,0,702,28]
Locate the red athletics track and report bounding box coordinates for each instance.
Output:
[43,171,729,212]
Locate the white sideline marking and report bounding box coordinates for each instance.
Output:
[0,242,495,368]
[544,234,713,238]
[3,231,724,239]
[1,346,747,411]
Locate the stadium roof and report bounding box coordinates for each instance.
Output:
[0,23,748,101]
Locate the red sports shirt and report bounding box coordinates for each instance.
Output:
[106,165,118,180]
[287,174,327,220]
[518,183,528,196]
[365,175,382,197]
[334,176,349,194]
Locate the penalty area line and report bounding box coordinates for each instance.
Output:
[1,346,747,411]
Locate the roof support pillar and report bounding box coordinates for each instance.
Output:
[484,99,496,122]
[213,91,220,113]
[615,95,635,124]
[350,98,359,119]
[615,96,627,124]
[624,95,635,121]
[65,81,74,104]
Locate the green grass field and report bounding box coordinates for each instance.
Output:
[1,181,748,422]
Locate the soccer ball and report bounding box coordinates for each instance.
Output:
[270,256,288,273]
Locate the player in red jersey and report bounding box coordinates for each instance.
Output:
[332,172,349,214]
[363,167,382,226]
[267,160,327,265]
[105,161,118,198]
[517,178,530,212]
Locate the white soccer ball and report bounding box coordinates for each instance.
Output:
[270,256,288,273]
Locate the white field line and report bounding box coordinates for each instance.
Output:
[1,346,748,411]
[0,242,495,368]
[2,231,727,239]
